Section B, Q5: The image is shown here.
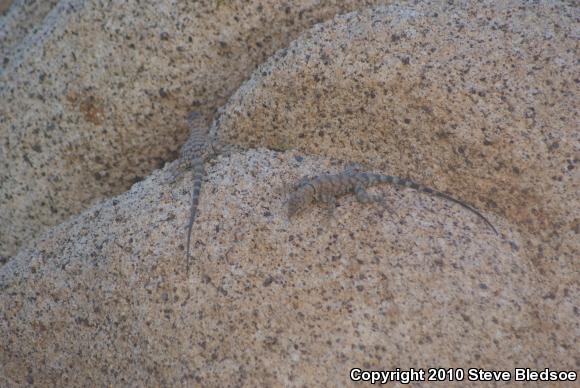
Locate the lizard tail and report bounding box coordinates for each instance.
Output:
[375,174,498,235]
[431,190,498,235]
[186,158,205,272]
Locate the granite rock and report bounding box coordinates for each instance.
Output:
[0,0,389,258]
[213,2,579,277]
[0,0,60,65]
[1,149,576,386]
[1,2,577,386]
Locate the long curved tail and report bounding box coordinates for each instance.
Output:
[431,190,498,235]
[374,174,498,235]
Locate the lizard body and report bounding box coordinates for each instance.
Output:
[169,112,216,271]
[288,172,498,234]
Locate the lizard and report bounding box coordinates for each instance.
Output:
[287,171,498,235]
[168,112,218,272]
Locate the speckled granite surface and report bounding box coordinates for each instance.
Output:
[213,3,579,277]
[0,0,391,259]
[0,0,59,64]
[1,149,577,386]
[0,0,12,14]
[0,1,578,386]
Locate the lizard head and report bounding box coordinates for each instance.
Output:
[287,182,315,218]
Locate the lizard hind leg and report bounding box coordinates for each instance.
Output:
[354,185,376,204]
[355,184,395,216]
[320,194,337,222]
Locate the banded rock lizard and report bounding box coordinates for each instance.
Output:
[288,171,498,234]
[168,112,219,271]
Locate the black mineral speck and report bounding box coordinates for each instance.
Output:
[542,292,556,300]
